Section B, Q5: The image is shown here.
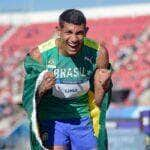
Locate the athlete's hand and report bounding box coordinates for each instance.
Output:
[94,69,111,106]
[94,69,111,92]
[38,72,56,97]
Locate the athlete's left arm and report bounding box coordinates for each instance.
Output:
[94,43,112,106]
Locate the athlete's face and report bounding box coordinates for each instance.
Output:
[58,22,88,56]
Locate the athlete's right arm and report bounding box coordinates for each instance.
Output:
[29,47,56,100]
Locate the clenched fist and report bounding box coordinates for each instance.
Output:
[94,69,111,91]
[37,72,56,98]
[94,69,111,106]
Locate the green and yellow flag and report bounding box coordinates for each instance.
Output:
[22,39,112,150]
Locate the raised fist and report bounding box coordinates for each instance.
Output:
[38,72,56,97]
[94,69,111,92]
[94,68,111,106]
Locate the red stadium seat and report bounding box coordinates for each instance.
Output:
[0,15,150,104]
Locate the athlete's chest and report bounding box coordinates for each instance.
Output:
[47,52,95,82]
[44,49,96,99]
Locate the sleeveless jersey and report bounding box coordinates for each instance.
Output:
[37,38,99,120]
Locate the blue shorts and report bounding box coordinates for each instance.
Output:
[39,117,97,150]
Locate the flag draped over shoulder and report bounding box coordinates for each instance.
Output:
[22,54,46,150]
[22,54,112,150]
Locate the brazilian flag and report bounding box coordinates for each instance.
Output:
[22,51,112,150]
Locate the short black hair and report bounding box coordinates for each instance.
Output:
[59,9,86,28]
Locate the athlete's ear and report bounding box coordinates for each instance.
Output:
[85,27,89,35]
[55,26,61,36]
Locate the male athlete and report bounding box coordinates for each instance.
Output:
[23,9,112,150]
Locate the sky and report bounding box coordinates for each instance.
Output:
[0,0,149,13]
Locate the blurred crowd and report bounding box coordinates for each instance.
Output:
[112,26,150,105]
[0,16,149,137]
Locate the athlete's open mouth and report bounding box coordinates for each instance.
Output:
[67,42,79,51]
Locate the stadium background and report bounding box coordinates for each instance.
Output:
[0,0,150,149]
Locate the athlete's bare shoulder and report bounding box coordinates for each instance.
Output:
[96,42,109,69]
[29,47,42,63]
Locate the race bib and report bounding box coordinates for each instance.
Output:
[52,81,90,99]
